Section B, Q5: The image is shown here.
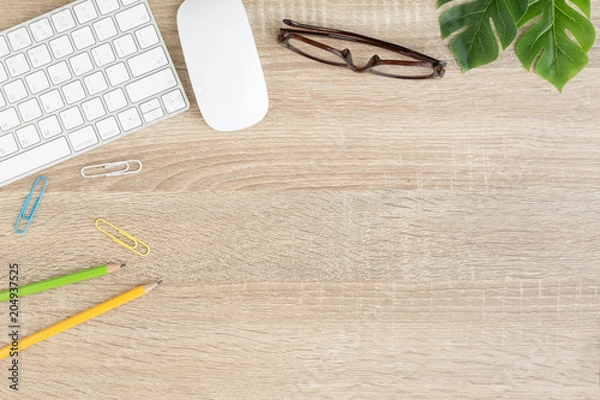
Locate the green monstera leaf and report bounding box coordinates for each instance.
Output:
[516,0,596,92]
[438,0,529,71]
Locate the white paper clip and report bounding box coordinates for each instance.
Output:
[81,160,143,179]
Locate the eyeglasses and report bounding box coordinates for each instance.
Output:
[278,19,446,79]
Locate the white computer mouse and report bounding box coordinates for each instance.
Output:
[177,0,269,132]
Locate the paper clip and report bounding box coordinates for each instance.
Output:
[95,218,150,257]
[81,160,143,178]
[15,176,48,235]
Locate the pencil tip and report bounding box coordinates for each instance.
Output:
[157,280,163,285]
[143,280,162,293]
[120,263,126,268]
[107,263,125,273]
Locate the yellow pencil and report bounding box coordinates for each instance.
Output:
[0,281,161,360]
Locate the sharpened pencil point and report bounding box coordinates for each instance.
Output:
[143,281,162,293]
[107,263,124,273]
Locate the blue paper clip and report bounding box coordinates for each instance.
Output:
[14,176,48,234]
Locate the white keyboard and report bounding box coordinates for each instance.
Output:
[0,0,189,187]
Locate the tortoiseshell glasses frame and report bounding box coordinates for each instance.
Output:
[278,19,446,79]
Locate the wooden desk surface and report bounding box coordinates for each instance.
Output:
[1,0,599,398]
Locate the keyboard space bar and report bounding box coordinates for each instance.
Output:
[0,138,72,187]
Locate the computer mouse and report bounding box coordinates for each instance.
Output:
[177,0,269,132]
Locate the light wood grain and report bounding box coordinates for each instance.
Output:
[1,0,599,398]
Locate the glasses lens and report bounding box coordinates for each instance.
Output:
[370,63,434,78]
[287,36,346,65]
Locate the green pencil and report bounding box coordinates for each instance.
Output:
[0,263,124,302]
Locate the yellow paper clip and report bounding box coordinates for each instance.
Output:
[81,160,143,178]
[95,218,150,257]
[15,176,48,234]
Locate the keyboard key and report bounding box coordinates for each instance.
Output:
[118,108,142,131]
[91,43,115,67]
[122,0,139,5]
[96,116,120,140]
[50,35,74,58]
[6,53,30,77]
[104,88,128,112]
[97,0,120,15]
[0,63,7,82]
[106,62,130,86]
[25,70,50,94]
[82,97,106,121]
[48,61,72,84]
[72,26,96,50]
[40,90,65,113]
[143,107,164,123]
[116,4,150,32]
[70,52,94,76]
[73,0,98,24]
[128,47,167,77]
[16,125,41,148]
[4,79,28,103]
[39,115,63,139]
[59,106,84,130]
[135,25,159,49]
[52,9,76,33]
[7,28,32,51]
[0,36,9,57]
[0,134,18,157]
[30,18,54,42]
[162,89,187,113]
[63,81,87,104]
[126,68,176,103]
[84,71,108,95]
[140,98,160,114]
[113,34,137,58]
[28,44,53,68]
[0,108,20,132]
[18,99,43,122]
[93,17,118,41]
[68,126,98,151]
[0,92,5,108]
[0,138,71,185]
